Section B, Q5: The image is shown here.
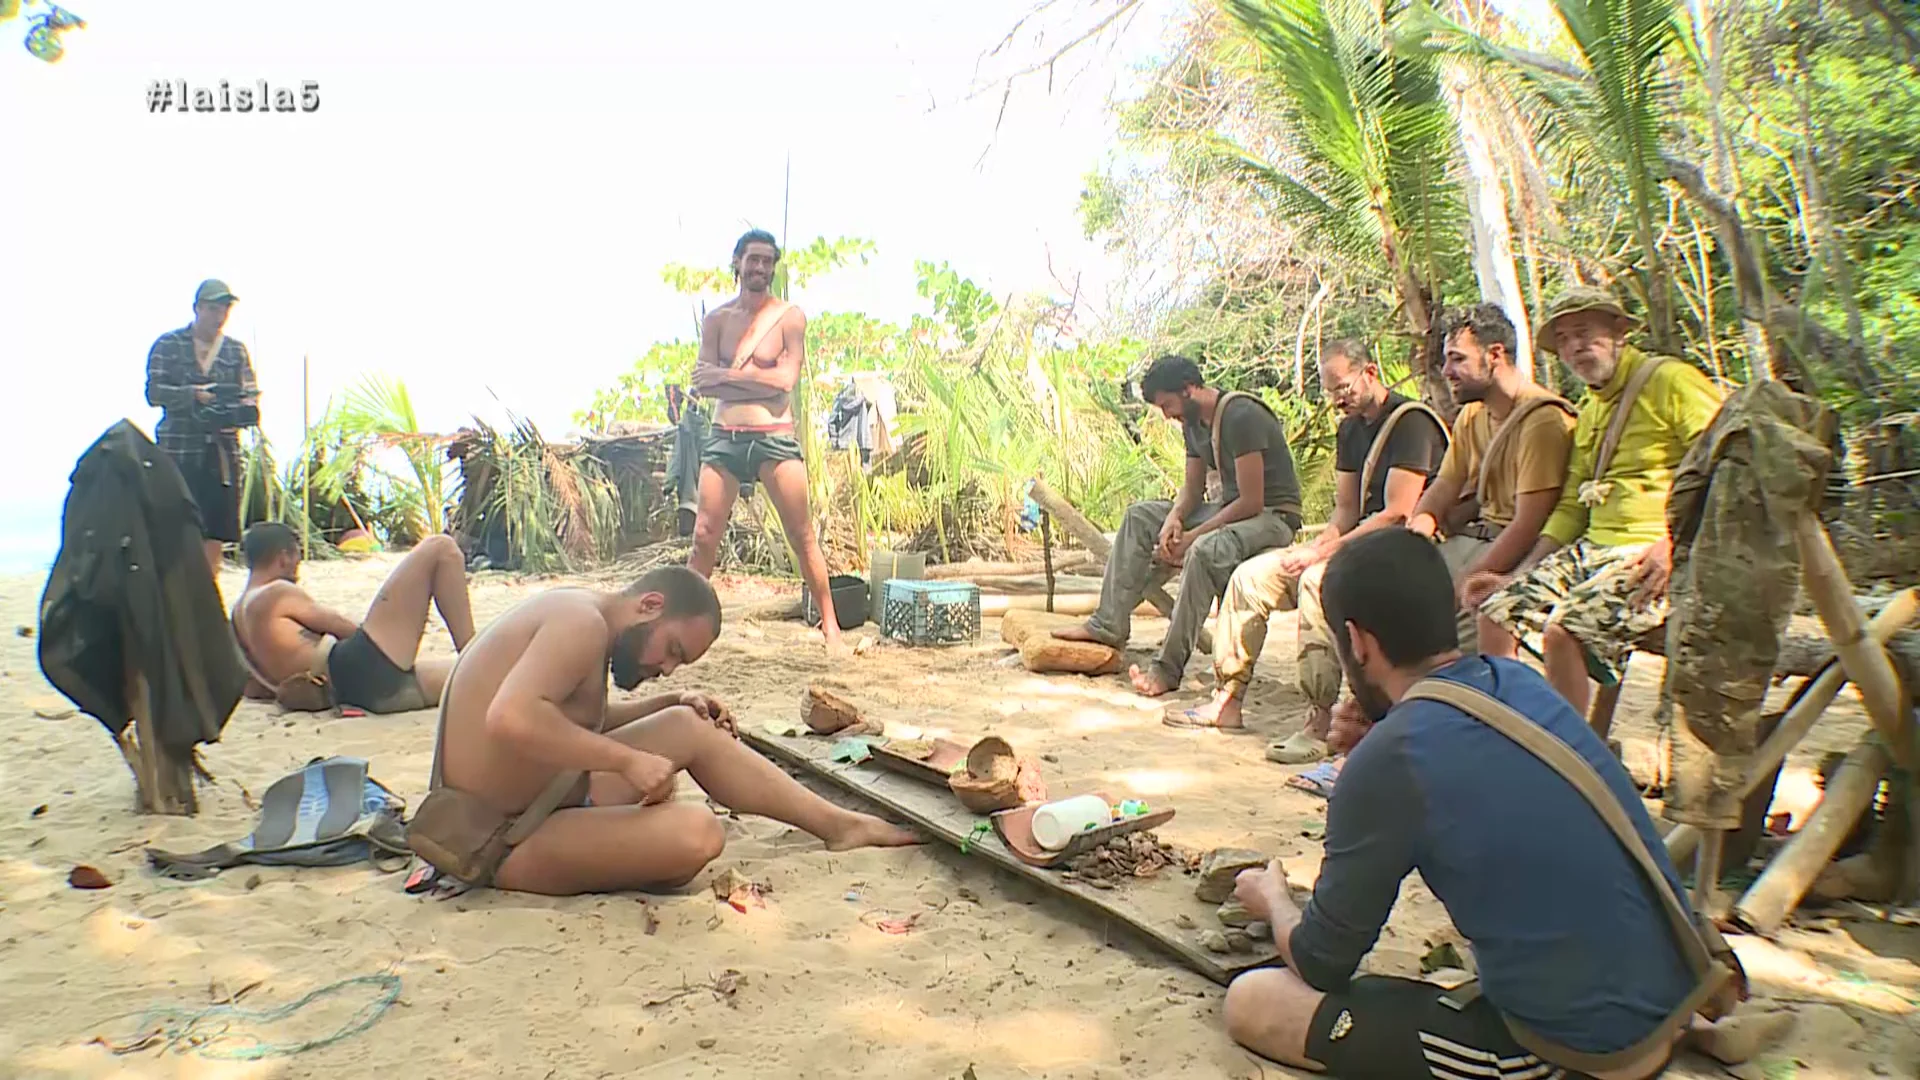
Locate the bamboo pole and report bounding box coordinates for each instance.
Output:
[1665,587,1920,864]
[1733,739,1891,933]
[1794,515,1914,767]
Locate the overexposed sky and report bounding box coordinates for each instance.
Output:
[0,0,1172,514]
[0,0,1557,559]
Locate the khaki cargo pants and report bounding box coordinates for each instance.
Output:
[1214,533,1493,705]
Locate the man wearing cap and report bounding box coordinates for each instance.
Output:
[1460,286,1725,719]
[146,279,260,586]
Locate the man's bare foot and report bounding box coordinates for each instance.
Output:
[1128,664,1177,697]
[1191,691,1245,729]
[823,630,851,659]
[1688,1012,1795,1065]
[1051,624,1106,644]
[824,813,922,851]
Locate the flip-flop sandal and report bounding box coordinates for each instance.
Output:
[1265,729,1329,764]
[1285,758,1344,800]
[1161,707,1257,734]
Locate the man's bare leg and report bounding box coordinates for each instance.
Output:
[688,464,742,578]
[1223,966,1328,1070]
[1541,624,1595,715]
[493,706,916,895]
[1478,612,1520,658]
[759,457,842,647]
[360,534,475,668]
[1181,684,1248,729]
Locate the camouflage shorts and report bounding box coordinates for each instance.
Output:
[1478,538,1664,686]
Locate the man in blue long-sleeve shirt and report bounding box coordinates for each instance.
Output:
[1223,528,1755,1080]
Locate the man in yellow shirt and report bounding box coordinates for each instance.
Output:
[1407,304,1576,649]
[1462,288,1727,717]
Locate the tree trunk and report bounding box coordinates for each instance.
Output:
[1446,66,1534,380]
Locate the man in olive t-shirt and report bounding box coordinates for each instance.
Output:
[1053,355,1301,694]
[1167,340,1446,770]
[1407,304,1575,650]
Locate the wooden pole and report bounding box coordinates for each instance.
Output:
[1028,476,1184,622]
[1694,828,1726,918]
[1794,514,1914,767]
[1733,738,1890,933]
[1665,586,1920,864]
[301,353,311,561]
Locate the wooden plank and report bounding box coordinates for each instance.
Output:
[743,728,1278,986]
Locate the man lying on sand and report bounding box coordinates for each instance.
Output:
[1222,529,1779,1079]
[425,566,916,895]
[232,523,474,712]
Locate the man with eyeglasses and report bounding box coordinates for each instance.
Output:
[1166,340,1446,789]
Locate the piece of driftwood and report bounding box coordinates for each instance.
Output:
[1000,609,1127,675]
[742,727,1273,984]
[1734,738,1893,933]
[1794,516,1914,768]
[117,625,198,815]
[1028,478,1203,650]
[923,553,1095,580]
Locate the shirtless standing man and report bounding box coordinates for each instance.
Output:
[232,523,475,713]
[687,229,843,647]
[430,566,916,895]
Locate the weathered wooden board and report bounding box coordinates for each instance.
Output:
[743,727,1280,985]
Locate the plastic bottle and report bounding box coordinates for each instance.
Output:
[1031,795,1113,851]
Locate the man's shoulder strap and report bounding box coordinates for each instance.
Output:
[1402,676,1737,1075]
[732,299,794,370]
[1209,391,1299,515]
[1475,393,1577,501]
[1359,400,1449,502]
[1591,356,1671,484]
[424,646,591,846]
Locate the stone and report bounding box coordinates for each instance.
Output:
[1216,897,1256,928]
[1199,930,1231,954]
[1224,929,1253,953]
[1194,848,1267,904]
[1245,921,1270,941]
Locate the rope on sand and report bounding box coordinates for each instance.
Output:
[114,973,401,1060]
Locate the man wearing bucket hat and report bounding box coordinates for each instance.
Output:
[1459,285,1725,719]
[145,278,260,588]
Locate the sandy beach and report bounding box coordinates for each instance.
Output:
[1,554,1915,1079]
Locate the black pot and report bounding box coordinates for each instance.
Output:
[802,574,869,630]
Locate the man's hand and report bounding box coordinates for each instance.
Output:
[1156,514,1184,563]
[1626,537,1673,611]
[193,385,215,404]
[1161,530,1194,565]
[1233,857,1294,923]
[1457,569,1512,612]
[679,691,735,735]
[689,366,729,393]
[620,751,676,802]
[1326,699,1373,755]
[1272,544,1319,578]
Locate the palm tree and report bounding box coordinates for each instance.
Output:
[315,374,450,541]
[1217,0,1466,413]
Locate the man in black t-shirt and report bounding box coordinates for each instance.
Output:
[1054,355,1302,694]
[1166,341,1446,779]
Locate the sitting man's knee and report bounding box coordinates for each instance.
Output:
[1224,968,1292,1047]
[420,532,460,559]
[691,514,727,550]
[654,808,727,888]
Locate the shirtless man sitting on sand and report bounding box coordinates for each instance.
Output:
[232,523,474,713]
[434,565,916,895]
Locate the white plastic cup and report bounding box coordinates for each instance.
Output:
[1031,794,1113,851]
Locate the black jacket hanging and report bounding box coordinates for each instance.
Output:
[37,420,246,754]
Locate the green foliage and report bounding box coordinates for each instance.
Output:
[574,340,700,430]
[913,260,1003,346]
[311,374,451,543]
[660,235,876,298]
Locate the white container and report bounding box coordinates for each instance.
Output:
[1031,795,1113,851]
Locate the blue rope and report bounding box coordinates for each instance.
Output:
[124,973,401,1060]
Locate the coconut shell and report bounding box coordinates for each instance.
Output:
[948,736,1047,813]
[802,684,881,736]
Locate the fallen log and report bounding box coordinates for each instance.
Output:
[923,553,1095,580]
[980,593,1157,618]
